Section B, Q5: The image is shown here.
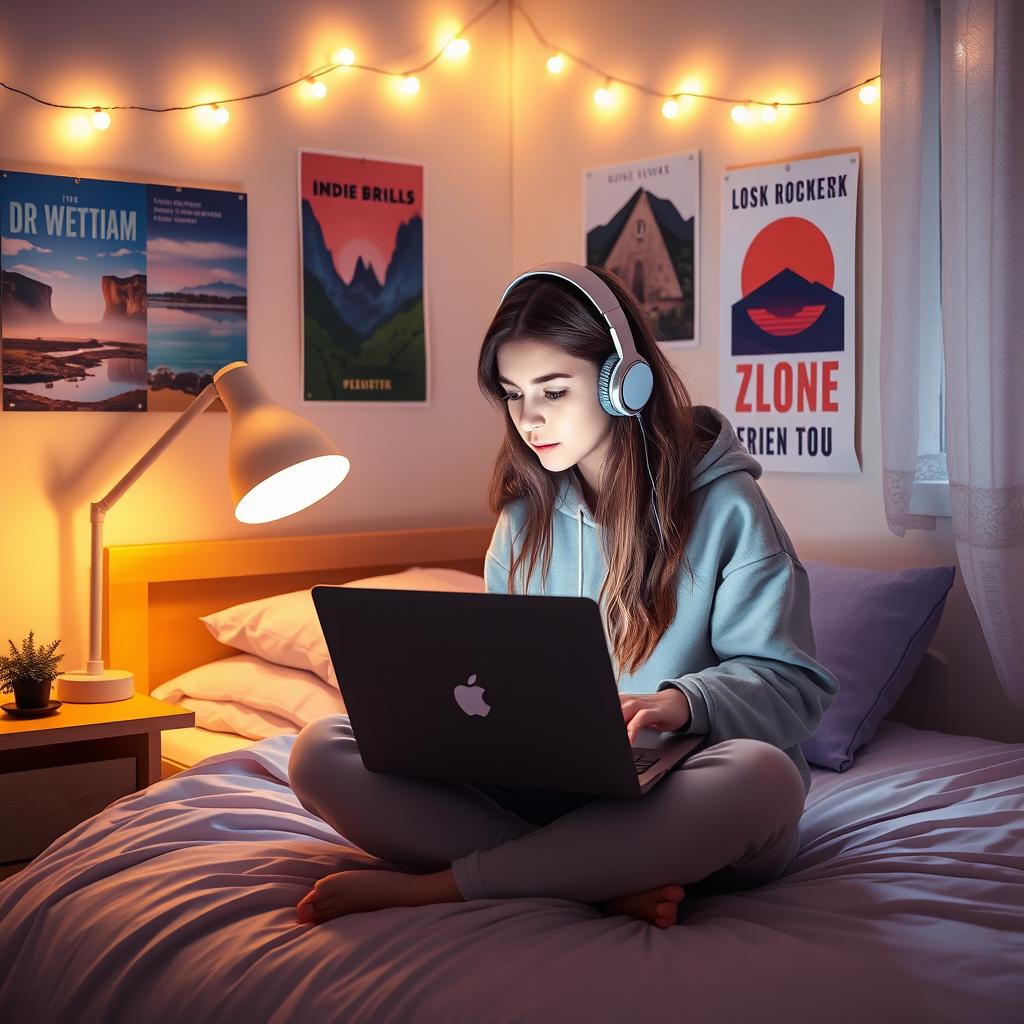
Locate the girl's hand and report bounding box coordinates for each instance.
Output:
[620,690,691,744]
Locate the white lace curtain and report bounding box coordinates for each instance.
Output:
[880,0,1024,706]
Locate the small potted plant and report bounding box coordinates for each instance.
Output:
[0,630,65,711]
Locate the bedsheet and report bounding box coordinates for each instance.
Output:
[161,724,261,767]
[1,720,1021,1023]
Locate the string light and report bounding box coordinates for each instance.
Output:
[546,52,565,74]
[516,2,880,124]
[859,80,880,104]
[444,37,470,59]
[0,1,881,133]
[198,103,230,125]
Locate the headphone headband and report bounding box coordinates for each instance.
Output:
[498,261,654,416]
[498,261,642,366]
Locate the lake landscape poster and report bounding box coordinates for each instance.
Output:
[0,170,247,412]
[146,184,247,411]
[1,170,148,410]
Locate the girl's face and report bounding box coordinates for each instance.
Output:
[496,338,613,494]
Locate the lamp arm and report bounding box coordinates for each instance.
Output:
[86,382,219,672]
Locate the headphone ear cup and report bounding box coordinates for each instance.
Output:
[597,353,624,416]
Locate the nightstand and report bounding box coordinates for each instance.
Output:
[0,693,194,879]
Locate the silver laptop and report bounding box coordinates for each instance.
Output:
[311,586,708,798]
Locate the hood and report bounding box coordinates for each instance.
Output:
[552,405,761,597]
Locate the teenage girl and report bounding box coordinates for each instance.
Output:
[289,262,838,928]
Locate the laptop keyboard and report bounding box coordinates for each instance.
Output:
[633,750,660,774]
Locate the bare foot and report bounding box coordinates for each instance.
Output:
[597,883,685,928]
[296,867,462,925]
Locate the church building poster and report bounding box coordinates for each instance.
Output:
[584,150,700,348]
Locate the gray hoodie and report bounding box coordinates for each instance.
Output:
[484,404,839,794]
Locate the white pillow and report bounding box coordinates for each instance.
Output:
[152,653,346,729]
[198,567,486,685]
[178,697,298,740]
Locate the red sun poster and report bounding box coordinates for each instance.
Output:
[719,152,860,473]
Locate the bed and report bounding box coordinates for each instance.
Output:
[0,525,1021,1023]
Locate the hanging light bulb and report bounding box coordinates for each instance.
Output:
[760,103,778,123]
[307,77,328,99]
[444,37,470,59]
[211,103,230,125]
[91,107,112,130]
[399,75,420,95]
[594,79,613,107]
[333,48,356,66]
[547,52,565,74]
[731,104,751,123]
[662,98,679,119]
[859,82,879,104]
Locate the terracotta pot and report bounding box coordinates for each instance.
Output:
[13,677,53,709]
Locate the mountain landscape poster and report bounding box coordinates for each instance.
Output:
[583,150,700,348]
[718,152,860,473]
[0,169,247,412]
[299,149,427,403]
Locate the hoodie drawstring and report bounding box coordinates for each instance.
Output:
[576,505,583,598]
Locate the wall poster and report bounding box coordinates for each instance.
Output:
[719,152,860,473]
[0,169,247,411]
[299,149,427,404]
[584,150,700,347]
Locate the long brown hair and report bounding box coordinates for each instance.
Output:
[477,264,708,677]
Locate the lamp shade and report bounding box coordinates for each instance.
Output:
[213,361,350,523]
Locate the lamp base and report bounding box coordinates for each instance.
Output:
[56,669,135,703]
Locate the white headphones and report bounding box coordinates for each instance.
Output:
[498,261,666,550]
[498,261,654,417]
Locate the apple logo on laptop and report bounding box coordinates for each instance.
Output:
[454,673,491,717]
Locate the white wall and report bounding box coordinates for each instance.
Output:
[1,0,1019,741]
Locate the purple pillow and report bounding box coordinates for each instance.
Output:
[799,561,956,772]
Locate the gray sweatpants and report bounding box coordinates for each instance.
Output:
[288,714,807,905]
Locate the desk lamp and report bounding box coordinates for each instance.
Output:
[56,360,350,702]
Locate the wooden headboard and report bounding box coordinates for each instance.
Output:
[102,523,954,734]
[103,523,495,694]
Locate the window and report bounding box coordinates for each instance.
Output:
[909,0,950,518]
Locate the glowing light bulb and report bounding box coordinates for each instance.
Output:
[91,108,111,130]
[308,78,328,99]
[594,81,613,107]
[444,37,470,59]
[760,104,778,123]
[662,98,679,119]
[547,53,565,74]
[333,48,356,66]
[859,83,879,104]
[211,104,230,125]
[731,104,751,123]
[400,75,420,95]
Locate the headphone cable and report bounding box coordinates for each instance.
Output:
[635,412,667,553]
